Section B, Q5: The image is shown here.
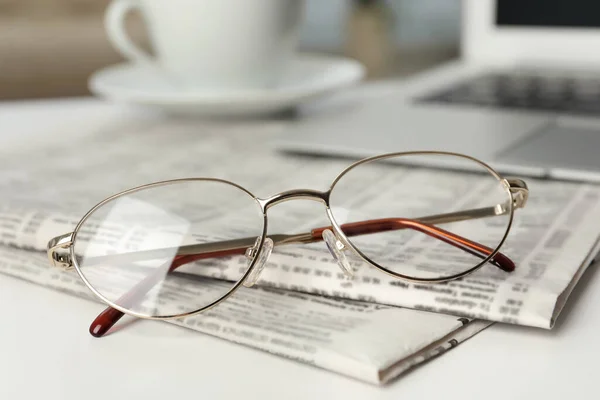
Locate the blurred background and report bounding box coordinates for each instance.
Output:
[0,0,460,100]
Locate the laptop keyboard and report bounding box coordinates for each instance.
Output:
[417,72,600,115]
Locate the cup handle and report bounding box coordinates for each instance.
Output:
[105,0,152,64]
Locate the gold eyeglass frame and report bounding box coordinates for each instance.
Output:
[47,151,529,323]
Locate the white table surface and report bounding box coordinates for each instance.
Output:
[1,98,599,400]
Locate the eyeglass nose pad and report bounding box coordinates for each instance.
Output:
[243,237,274,288]
[322,229,353,279]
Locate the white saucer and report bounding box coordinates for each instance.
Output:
[89,54,365,117]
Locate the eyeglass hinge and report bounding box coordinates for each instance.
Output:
[506,178,529,209]
[47,232,74,271]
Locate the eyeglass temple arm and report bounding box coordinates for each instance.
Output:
[85,203,521,338]
[87,243,263,338]
[310,216,514,272]
[89,253,208,337]
[79,203,515,275]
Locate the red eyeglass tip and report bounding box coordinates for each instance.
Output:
[492,251,516,272]
[89,307,125,338]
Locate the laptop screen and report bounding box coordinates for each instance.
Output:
[496,0,600,28]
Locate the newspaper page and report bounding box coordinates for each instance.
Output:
[0,112,600,383]
[0,243,489,385]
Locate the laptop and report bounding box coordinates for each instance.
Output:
[276,0,600,182]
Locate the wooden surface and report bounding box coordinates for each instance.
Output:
[0,0,146,100]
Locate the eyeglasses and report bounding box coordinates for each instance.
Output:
[47,151,528,337]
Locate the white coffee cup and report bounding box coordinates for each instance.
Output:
[105,0,304,90]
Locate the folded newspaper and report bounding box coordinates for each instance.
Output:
[1,245,488,385]
[1,113,599,384]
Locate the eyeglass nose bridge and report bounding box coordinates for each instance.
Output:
[257,189,330,211]
[251,189,357,285]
